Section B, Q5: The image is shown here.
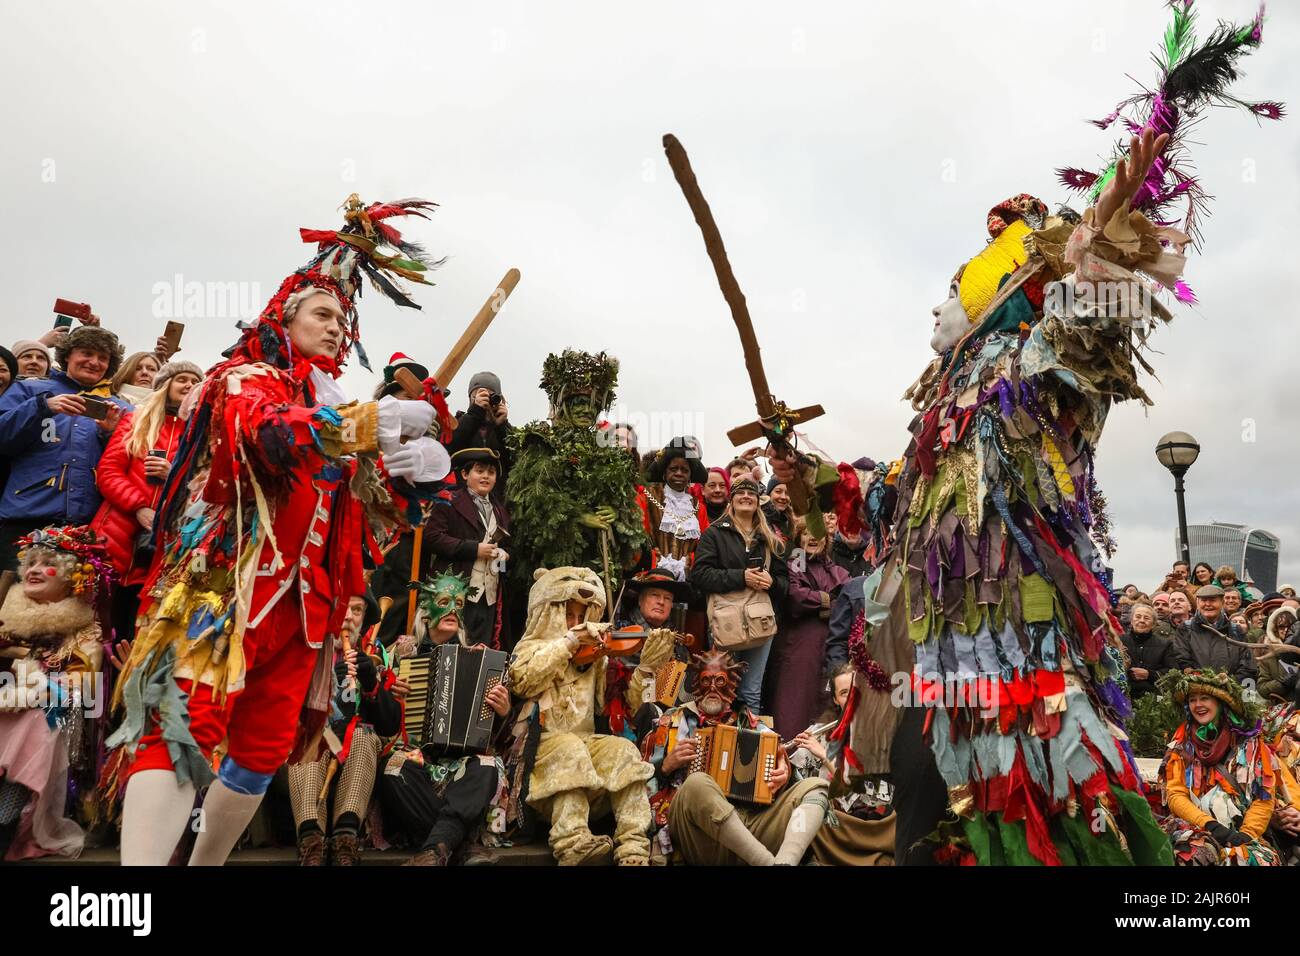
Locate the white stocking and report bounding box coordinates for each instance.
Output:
[773,794,827,866]
[718,810,775,866]
[187,781,264,866]
[120,770,196,866]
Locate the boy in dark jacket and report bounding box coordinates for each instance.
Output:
[424,447,511,648]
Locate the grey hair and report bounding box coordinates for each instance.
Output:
[282,287,345,324]
[19,545,79,581]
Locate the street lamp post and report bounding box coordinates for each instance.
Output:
[1155,431,1201,566]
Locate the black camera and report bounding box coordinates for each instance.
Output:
[488,392,503,409]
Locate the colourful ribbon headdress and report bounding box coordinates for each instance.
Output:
[232,194,446,373]
[1057,1,1284,301]
[16,525,116,605]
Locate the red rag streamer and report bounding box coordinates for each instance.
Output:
[914,407,942,479]
[421,377,455,444]
[833,463,864,537]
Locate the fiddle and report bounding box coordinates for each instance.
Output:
[572,623,647,666]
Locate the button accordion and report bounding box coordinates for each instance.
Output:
[397,644,509,759]
[685,724,780,805]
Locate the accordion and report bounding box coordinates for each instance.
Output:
[683,724,780,805]
[653,658,688,708]
[397,644,508,759]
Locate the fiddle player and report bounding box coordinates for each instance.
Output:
[508,566,654,865]
[640,649,829,865]
[376,573,513,866]
[599,566,690,742]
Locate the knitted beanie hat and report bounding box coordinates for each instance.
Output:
[152,359,204,391]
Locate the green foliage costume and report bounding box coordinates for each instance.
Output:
[505,350,646,598]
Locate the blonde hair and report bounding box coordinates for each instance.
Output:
[723,498,784,558]
[1215,565,1238,584]
[123,384,171,459]
[112,351,160,395]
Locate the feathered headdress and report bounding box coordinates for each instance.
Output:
[231,194,445,374]
[1057,1,1284,301]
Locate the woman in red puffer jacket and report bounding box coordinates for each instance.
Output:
[93,360,202,642]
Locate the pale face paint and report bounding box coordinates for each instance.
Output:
[929,281,970,353]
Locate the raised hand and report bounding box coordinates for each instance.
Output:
[98,403,123,434]
[109,639,133,672]
[1093,127,1170,226]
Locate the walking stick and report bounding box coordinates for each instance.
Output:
[405,526,424,636]
[598,527,616,621]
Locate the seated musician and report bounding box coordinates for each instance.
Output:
[287,592,401,866]
[376,572,513,866]
[508,566,654,866]
[641,649,829,865]
[787,663,895,866]
[600,567,690,743]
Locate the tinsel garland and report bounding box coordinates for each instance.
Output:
[847,611,890,692]
[1085,467,1117,560]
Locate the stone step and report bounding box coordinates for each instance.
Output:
[19,842,557,866]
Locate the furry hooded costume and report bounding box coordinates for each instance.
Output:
[507,566,654,865]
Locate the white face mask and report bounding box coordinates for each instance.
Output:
[929,283,970,353]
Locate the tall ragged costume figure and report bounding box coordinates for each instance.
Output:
[109,195,452,865]
[774,2,1282,866]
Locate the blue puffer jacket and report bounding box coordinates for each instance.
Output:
[0,371,128,524]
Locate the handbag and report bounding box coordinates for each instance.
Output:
[706,550,777,652]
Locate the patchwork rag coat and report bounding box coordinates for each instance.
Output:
[846,208,1185,866]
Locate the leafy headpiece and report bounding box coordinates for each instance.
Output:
[540,349,619,413]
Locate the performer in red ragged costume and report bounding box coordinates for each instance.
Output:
[109,196,452,865]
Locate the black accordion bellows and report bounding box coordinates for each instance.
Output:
[398,644,509,759]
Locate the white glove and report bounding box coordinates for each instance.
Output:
[384,436,450,483]
[377,396,437,453]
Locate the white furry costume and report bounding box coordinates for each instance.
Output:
[508,566,653,865]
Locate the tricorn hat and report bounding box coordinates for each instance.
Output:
[624,566,691,602]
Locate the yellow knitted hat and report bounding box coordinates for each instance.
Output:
[958,219,1032,321]
[954,194,1049,322]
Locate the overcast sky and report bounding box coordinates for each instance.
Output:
[4,0,1297,591]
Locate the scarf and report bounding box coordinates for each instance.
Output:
[1192,722,1232,767]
